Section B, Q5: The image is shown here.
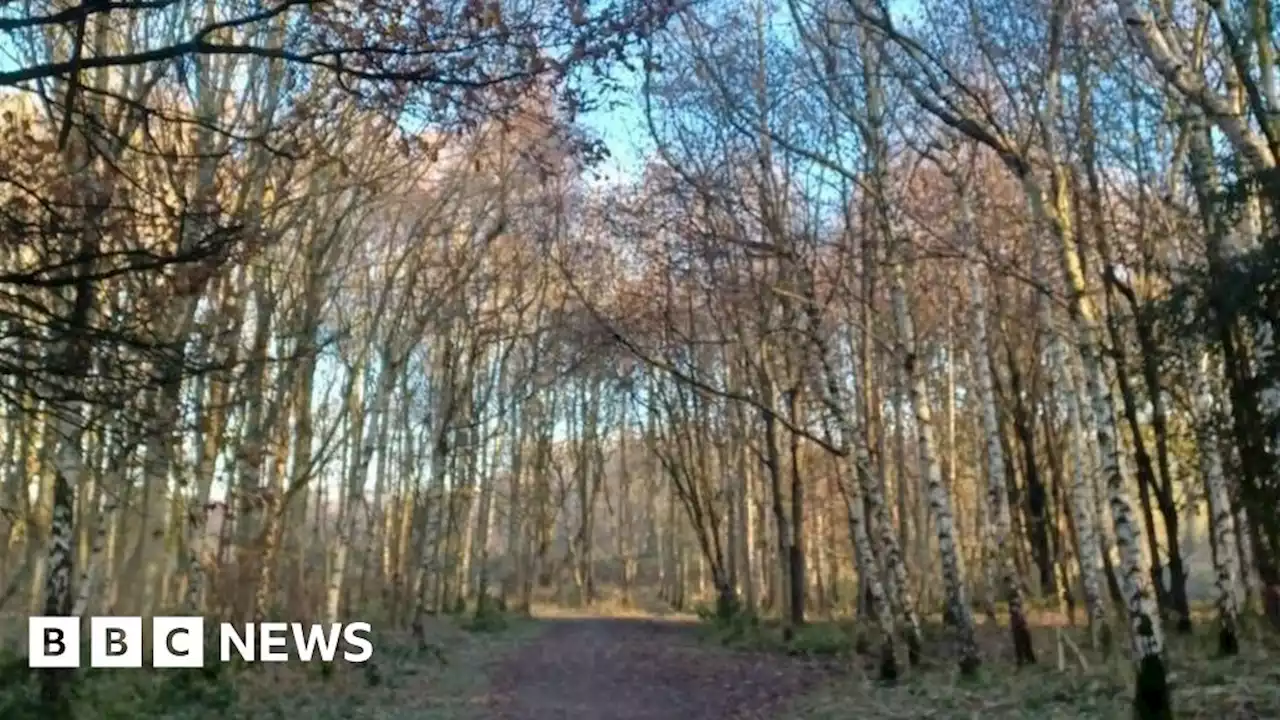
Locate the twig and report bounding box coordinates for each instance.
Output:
[1056,627,1091,672]
[1056,628,1066,672]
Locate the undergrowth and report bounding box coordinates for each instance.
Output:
[0,657,236,720]
[695,602,866,659]
[459,597,512,633]
[691,606,1280,719]
[790,639,1280,719]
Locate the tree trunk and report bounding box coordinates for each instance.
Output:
[893,262,980,675]
[968,261,1035,664]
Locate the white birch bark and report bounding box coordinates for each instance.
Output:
[1057,332,1110,647]
[328,354,399,623]
[1195,352,1241,653]
[968,262,1034,663]
[806,316,900,681]
[891,262,980,673]
[1021,177,1167,703]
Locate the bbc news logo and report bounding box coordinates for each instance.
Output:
[28,617,374,668]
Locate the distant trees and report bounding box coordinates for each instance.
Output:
[0,0,670,713]
[3,1,1280,720]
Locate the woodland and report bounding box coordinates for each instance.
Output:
[1,0,1280,719]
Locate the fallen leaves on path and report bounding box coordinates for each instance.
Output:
[487,618,838,720]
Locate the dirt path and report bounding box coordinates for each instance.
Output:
[487,618,835,720]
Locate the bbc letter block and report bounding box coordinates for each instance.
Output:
[153,617,205,668]
[28,616,80,668]
[91,616,143,668]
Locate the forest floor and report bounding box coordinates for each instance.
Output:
[782,616,1280,720]
[2,605,1278,719]
[204,610,836,720]
[230,604,1280,720]
[486,615,839,719]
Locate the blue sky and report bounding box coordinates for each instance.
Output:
[577,66,651,185]
[571,0,923,186]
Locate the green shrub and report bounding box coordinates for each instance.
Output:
[786,623,855,657]
[460,603,511,634]
[0,647,237,720]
